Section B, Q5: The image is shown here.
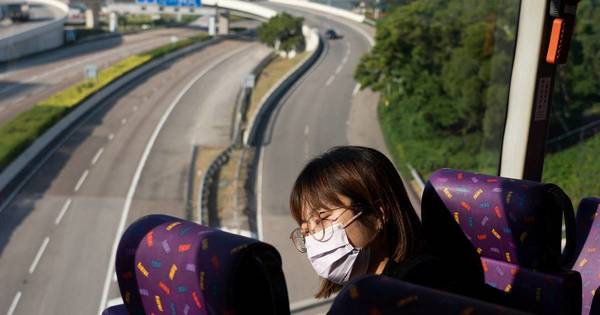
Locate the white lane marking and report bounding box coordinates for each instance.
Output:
[9,95,25,105]
[133,106,138,112]
[352,83,361,96]
[29,237,50,274]
[91,147,105,166]
[335,65,343,74]
[257,144,265,241]
[6,291,22,315]
[54,198,72,225]
[74,169,89,192]
[346,48,351,56]
[304,125,310,136]
[121,118,127,125]
[325,75,335,86]
[341,56,348,64]
[97,44,250,315]
[108,133,115,141]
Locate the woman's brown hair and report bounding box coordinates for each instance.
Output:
[289,146,425,298]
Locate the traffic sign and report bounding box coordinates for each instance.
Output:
[136,0,201,7]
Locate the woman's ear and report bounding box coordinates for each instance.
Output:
[378,206,386,231]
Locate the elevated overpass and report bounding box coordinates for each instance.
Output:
[0,0,68,62]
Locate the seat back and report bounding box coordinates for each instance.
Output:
[572,198,600,315]
[329,275,530,315]
[482,257,581,314]
[423,168,575,270]
[113,214,289,315]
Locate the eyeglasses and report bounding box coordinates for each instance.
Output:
[290,207,363,253]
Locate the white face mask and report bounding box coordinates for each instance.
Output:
[304,212,370,284]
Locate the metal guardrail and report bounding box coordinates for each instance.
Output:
[197,51,276,225]
[244,31,324,146]
[0,35,226,212]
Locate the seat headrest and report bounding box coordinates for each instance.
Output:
[422,169,574,270]
[115,215,289,315]
[329,275,528,315]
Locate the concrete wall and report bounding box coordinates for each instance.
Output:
[0,0,68,62]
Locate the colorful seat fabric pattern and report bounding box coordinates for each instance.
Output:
[424,168,575,270]
[572,198,600,315]
[329,275,530,315]
[112,214,289,315]
[482,257,581,314]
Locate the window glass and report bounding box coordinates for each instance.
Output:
[542,0,600,205]
[355,0,521,181]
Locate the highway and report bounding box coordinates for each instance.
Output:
[254,2,383,313]
[0,26,204,125]
[0,36,270,315]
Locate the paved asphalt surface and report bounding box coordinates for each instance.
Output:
[254,2,382,314]
[0,26,204,125]
[0,37,270,315]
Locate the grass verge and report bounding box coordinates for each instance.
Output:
[0,34,209,170]
[247,52,308,122]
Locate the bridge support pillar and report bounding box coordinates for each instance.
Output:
[218,9,229,35]
[82,0,101,29]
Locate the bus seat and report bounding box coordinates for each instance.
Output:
[423,168,576,270]
[329,275,530,314]
[421,169,580,314]
[572,198,600,315]
[107,214,290,315]
[101,304,128,315]
[482,257,581,314]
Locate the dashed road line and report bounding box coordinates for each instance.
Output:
[29,237,50,274]
[352,83,361,96]
[55,198,72,225]
[342,56,348,64]
[325,75,335,86]
[74,169,89,192]
[133,106,138,112]
[91,147,105,166]
[304,125,310,136]
[121,118,127,125]
[108,133,115,141]
[335,65,343,74]
[6,291,22,315]
[97,44,251,315]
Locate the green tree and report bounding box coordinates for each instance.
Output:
[257,13,305,53]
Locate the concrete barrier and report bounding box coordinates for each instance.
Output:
[0,0,68,62]
[200,0,278,19]
[268,0,366,23]
[0,36,227,210]
[243,27,322,146]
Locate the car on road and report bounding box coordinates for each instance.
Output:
[325,28,340,39]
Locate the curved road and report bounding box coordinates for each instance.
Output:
[0,26,204,125]
[255,2,384,313]
[0,36,270,315]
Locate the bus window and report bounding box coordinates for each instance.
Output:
[355,0,521,186]
[542,0,600,205]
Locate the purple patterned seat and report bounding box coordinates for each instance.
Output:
[109,214,289,315]
[421,169,580,314]
[423,168,576,270]
[329,275,530,315]
[572,198,600,315]
[102,304,128,315]
[482,257,581,314]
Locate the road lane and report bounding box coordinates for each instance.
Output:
[0,26,203,125]
[255,2,381,313]
[0,37,270,315]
